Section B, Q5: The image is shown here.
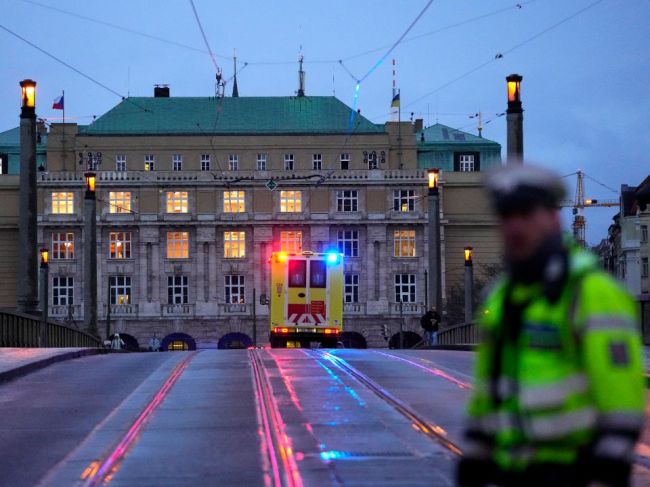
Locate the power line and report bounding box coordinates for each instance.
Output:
[189,0,220,72]
[0,23,151,113]
[383,0,605,118]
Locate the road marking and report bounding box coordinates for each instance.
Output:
[81,352,196,486]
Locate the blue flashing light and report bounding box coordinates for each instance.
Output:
[326,252,340,264]
[320,450,351,461]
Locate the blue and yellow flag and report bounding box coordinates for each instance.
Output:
[391,92,400,108]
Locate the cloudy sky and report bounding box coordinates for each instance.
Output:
[1,0,648,244]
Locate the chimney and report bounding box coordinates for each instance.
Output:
[154,85,170,98]
[414,118,423,133]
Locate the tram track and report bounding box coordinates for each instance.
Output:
[250,349,304,487]
[311,350,463,457]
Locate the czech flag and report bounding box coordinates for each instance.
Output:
[391,92,400,108]
[52,94,64,110]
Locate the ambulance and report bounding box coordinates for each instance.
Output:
[269,250,344,348]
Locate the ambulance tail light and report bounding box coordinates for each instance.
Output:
[324,328,340,335]
[273,327,291,334]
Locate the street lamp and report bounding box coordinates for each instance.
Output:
[426,168,442,318]
[83,171,98,338]
[464,246,474,325]
[39,248,49,347]
[506,74,524,163]
[17,79,39,314]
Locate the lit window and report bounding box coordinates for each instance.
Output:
[172,154,183,171]
[284,154,294,171]
[336,190,358,212]
[280,190,302,212]
[116,154,126,172]
[52,232,74,259]
[108,191,131,214]
[224,231,245,258]
[459,154,475,172]
[52,192,74,214]
[109,231,132,259]
[280,231,302,253]
[344,274,359,303]
[340,153,350,170]
[167,232,189,259]
[52,276,74,305]
[144,154,155,171]
[201,154,211,171]
[395,274,416,303]
[256,153,267,171]
[394,230,416,257]
[312,153,322,170]
[223,191,245,213]
[228,154,239,171]
[166,191,188,213]
[337,230,359,257]
[109,276,131,305]
[167,275,188,304]
[393,190,415,212]
[225,275,245,303]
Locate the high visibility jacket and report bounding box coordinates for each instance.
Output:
[465,247,645,476]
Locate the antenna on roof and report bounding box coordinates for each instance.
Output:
[215,68,226,98]
[297,55,306,97]
[469,111,483,137]
[232,48,239,97]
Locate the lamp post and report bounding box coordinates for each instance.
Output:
[18,79,39,314]
[427,169,442,316]
[83,171,98,338]
[464,247,474,325]
[506,74,524,163]
[39,248,49,347]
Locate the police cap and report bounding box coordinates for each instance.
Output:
[484,164,566,217]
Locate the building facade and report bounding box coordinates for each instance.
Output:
[28,92,502,348]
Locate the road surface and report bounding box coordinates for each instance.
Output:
[1,349,649,486]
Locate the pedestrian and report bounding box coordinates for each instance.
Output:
[111,333,125,350]
[457,164,645,487]
[420,307,441,346]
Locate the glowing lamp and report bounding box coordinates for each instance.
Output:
[277,252,288,263]
[326,252,341,264]
[40,248,49,266]
[85,172,96,193]
[464,246,473,265]
[506,74,522,103]
[20,79,36,110]
[427,168,439,190]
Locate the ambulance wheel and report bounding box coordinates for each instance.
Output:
[270,336,285,348]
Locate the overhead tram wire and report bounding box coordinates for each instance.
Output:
[189,0,220,72]
[0,24,151,114]
[391,0,606,118]
[18,0,230,60]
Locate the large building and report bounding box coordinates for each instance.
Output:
[3,89,503,347]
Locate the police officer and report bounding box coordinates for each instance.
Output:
[421,307,441,346]
[457,165,645,487]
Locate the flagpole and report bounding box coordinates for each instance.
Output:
[62,90,65,125]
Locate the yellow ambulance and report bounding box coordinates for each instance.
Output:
[269,250,344,348]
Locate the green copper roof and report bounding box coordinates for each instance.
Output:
[79,96,383,136]
[417,123,500,146]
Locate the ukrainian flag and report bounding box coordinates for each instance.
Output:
[391,92,400,108]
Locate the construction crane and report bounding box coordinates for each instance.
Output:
[560,170,619,246]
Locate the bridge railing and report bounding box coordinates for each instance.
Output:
[0,310,101,348]
[437,322,480,346]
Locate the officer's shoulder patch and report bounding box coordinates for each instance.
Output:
[609,340,630,366]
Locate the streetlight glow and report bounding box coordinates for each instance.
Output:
[464,246,473,265]
[427,168,439,190]
[85,172,96,193]
[40,248,49,266]
[20,79,36,109]
[506,75,522,104]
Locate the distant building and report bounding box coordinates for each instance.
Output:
[0,122,48,175]
[1,89,502,347]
